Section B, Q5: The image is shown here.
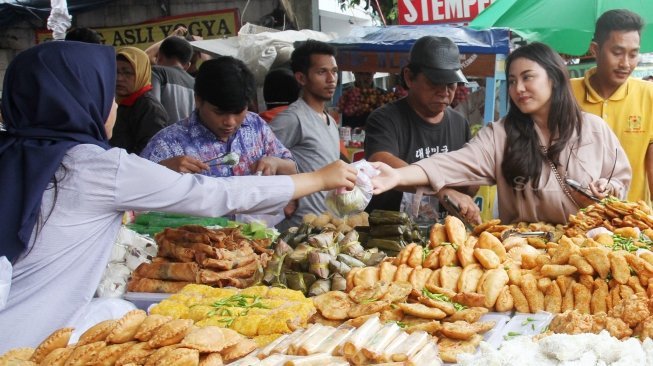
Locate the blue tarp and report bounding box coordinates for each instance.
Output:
[0,0,115,28]
[330,25,510,55]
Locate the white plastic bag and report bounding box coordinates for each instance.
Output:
[0,256,12,310]
[325,160,379,217]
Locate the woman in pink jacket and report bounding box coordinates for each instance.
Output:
[372,42,631,225]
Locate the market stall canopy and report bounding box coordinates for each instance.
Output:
[328,25,510,78]
[469,0,653,56]
[0,0,115,28]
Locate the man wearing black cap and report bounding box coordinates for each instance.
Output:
[364,36,480,223]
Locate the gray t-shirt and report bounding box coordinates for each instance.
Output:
[269,98,340,229]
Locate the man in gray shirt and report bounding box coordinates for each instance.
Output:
[151,36,195,125]
[269,40,341,229]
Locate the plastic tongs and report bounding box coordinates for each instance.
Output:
[500,229,554,242]
[440,195,474,231]
[202,151,240,167]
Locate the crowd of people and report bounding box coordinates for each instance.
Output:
[0,8,651,350]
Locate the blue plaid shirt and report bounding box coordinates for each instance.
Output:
[141,110,293,177]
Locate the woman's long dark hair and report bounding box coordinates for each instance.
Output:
[501,42,583,194]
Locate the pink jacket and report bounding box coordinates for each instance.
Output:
[414,112,631,224]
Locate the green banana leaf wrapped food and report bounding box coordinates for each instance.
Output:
[331,273,347,292]
[337,253,366,268]
[308,251,332,279]
[308,278,331,297]
[285,271,317,295]
[328,258,352,277]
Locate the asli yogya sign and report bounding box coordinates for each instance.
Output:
[36,8,240,49]
[398,0,496,25]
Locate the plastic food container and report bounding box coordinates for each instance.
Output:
[123,292,171,311]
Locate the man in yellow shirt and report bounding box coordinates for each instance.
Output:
[570,9,653,203]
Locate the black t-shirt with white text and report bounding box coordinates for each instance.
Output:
[364,98,471,213]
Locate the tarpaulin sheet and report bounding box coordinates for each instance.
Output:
[0,0,114,27]
[329,25,510,55]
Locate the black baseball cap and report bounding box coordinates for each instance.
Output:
[409,36,467,84]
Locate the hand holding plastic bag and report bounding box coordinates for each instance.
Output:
[325,160,379,217]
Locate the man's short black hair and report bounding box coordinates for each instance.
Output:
[290,39,336,75]
[65,27,102,44]
[593,9,644,45]
[194,56,256,113]
[159,36,194,64]
[263,68,300,109]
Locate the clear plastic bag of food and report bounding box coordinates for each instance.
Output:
[325,160,379,217]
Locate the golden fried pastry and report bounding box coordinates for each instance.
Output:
[393,264,413,283]
[94,342,137,366]
[29,327,73,364]
[105,309,147,344]
[605,317,633,339]
[445,307,488,323]
[438,334,482,363]
[590,279,609,315]
[540,264,577,278]
[439,266,463,292]
[544,282,563,314]
[418,296,456,315]
[480,268,509,309]
[77,320,116,346]
[579,247,610,279]
[353,267,380,287]
[609,293,650,327]
[378,261,398,283]
[509,285,530,313]
[438,245,458,267]
[458,264,484,294]
[407,245,424,268]
[456,237,477,267]
[439,321,495,340]
[114,342,155,365]
[381,282,412,303]
[398,303,446,320]
[348,281,390,304]
[199,353,224,366]
[0,348,34,362]
[635,315,653,340]
[609,251,631,285]
[38,346,72,366]
[445,216,467,247]
[476,231,506,261]
[220,339,257,363]
[347,300,390,318]
[549,310,593,334]
[313,291,354,320]
[64,341,106,366]
[473,248,500,269]
[451,292,486,308]
[494,285,514,312]
[181,326,239,353]
[147,318,194,348]
[409,267,432,296]
[424,248,441,269]
[156,347,199,366]
[429,224,448,248]
[143,344,180,366]
[404,320,442,334]
[134,314,173,342]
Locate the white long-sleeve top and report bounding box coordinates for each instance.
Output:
[0,144,293,351]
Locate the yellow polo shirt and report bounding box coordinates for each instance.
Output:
[571,67,653,203]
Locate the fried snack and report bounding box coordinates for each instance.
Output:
[476,231,507,262]
[127,277,191,294]
[134,314,173,342]
[158,238,196,262]
[379,261,398,283]
[0,348,34,363]
[147,318,194,348]
[115,342,154,365]
[628,275,646,294]
[395,243,416,265]
[556,276,574,296]
[548,310,594,334]
[429,224,447,248]
[609,251,631,285]
[572,283,591,314]
[418,296,456,316]
[77,320,116,346]
[494,285,514,312]
[446,307,488,323]
[473,248,500,269]
[439,245,458,267]
[40,346,73,365]
[506,245,539,265]
[391,264,411,283]
[634,315,653,340]
[605,317,633,339]
[479,268,509,309]
[457,237,478,267]
[381,282,413,303]
[407,245,424,268]
[65,340,106,366]
[440,266,463,292]
[313,291,354,320]
[472,219,501,236]
[625,253,653,276]
[452,292,486,308]
[155,347,200,365]
[423,248,441,269]
[348,300,391,318]
[521,273,544,313]
[403,320,442,334]
[438,334,482,363]
[105,309,147,344]
[509,285,530,313]
[568,254,594,276]
[181,326,237,352]
[609,293,651,327]
[425,269,441,289]
[590,279,609,315]
[561,285,576,313]
[95,342,137,366]
[198,261,259,285]
[505,262,522,286]
[502,236,528,251]
[199,353,223,366]
[29,327,73,364]
[549,236,579,264]
[424,284,456,299]
[349,282,390,303]
[458,264,484,294]
[544,282,562,313]
[540,264,577,278]
[445,216,467,247]
[520,252,539,270]
[346,267,361,292]
[134,262,199,282]
[537,277,552,293]
[409,267,433,294]
[398,303,446,320]
[579,247,611,279]
[440,321,495,340]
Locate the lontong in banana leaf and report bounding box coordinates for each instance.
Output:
[308,251,332,279]
[355,250,387,267]
[339,230,364,256]
[328,258,352,276]
[336,253,366,268]
[369,210,410,225]
[308,278,331,297]
[284,271,317,295]
[331,273,347,292]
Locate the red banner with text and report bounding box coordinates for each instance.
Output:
[398,0,496,25]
